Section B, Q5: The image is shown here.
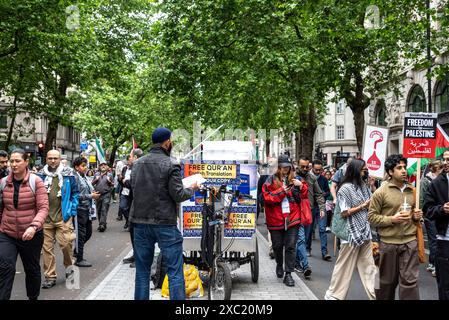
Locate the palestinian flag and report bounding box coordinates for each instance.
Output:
[94,137,107,165]
[407,123,449,176]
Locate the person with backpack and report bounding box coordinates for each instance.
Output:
[39,150,79,289]
[0,149,49,300]
[324,159,376,300]
[262,154,308,287]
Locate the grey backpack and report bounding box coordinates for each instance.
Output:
[0,174,37,208]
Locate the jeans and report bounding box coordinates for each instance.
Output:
[133,224,185,300]
[305,207,328,256]
[75,208,92,262]
[118,194,131,223]
[296,224,309,270]
[0,231,44,300]
[269,225,299,273]
[424,218,437,265]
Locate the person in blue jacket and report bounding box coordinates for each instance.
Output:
[37,150,79,289]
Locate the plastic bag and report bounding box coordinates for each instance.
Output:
[161,264,204,299]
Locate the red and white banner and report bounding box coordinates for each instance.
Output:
[403,113,438,158]
[362,124,389,179]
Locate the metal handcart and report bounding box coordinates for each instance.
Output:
[180,160,259,300]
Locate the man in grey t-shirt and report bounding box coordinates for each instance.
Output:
[92,162,114,232]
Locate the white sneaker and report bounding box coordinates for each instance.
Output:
[324,291,338,300]
[325,227,331,233]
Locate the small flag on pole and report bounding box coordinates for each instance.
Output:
[95,138,106,165]
[130,136,138,157]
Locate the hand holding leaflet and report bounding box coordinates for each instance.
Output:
[182,174,206,189]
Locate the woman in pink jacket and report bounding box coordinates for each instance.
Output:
[0,149,49,300]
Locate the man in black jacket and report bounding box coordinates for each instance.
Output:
[129,127,198,300]
[423,150,449,300]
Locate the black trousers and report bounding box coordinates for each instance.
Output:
[436,240,449,300]
[0,231,44,300]
[269,225,299,273]
[96,193,111,227]
[76,208,92,262]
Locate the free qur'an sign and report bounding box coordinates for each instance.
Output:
[403,112,438,158]
[183,163,238,179]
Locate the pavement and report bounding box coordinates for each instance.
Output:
[83,230,318,300]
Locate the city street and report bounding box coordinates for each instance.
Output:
[10,203,440,300]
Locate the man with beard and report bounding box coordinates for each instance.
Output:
[130,127,199,300]
[0,150,9,179]
[296,156,327,260]
[423,150,449,300]
[39,150,79,289]
[92,162,114,232]
[369,154,423,300]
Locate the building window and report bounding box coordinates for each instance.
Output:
[0,112,7,129]
[336,125,344,140]
[435,76,449,113]
[336,100,345,114]
[407,85,426,112]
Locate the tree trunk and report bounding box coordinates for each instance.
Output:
[344,71,369,153]
[298,106,317,160]
[352,104,365,153]
[299,127,315,160]
[265,137,271,159]
[109,144,119,167]
[44,117,58,155]
[295,131,300,162]
[5,96,18,151]
[109,134,132,166]
[5,65,24,150]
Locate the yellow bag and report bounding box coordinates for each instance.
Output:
[161,264,204,299]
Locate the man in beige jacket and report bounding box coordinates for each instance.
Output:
[368,154,423,300]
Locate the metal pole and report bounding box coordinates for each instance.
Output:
[427,0,432,113]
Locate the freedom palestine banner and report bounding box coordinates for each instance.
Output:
[407,123,449,176]
[403,112,438,158]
